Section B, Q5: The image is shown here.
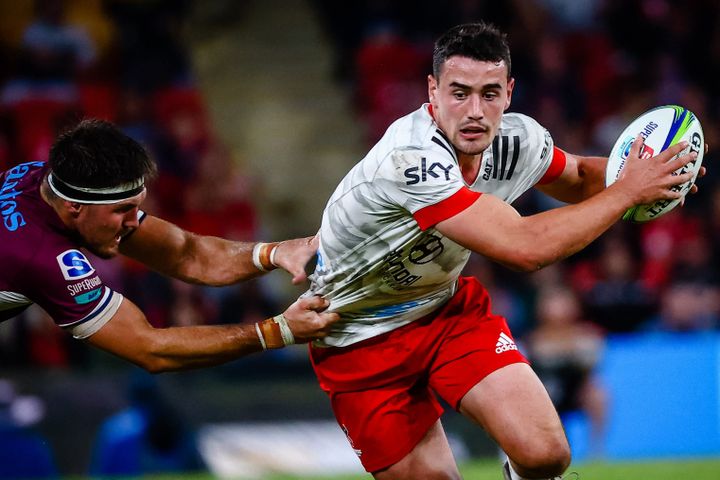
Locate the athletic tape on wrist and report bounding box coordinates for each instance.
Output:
[255,322,267,350]
[256,317,284,349]
[273,313,295,346]
[252,242,266,271]
[269,243,280,268]
[252,242,278,272]
[255,314,294,349]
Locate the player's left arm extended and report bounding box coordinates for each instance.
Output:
[119,215,317,286]
[535,150,608,204]
[85,294,336,372]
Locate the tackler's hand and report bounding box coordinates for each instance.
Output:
[282,295,339,343]
[272,235,319,284]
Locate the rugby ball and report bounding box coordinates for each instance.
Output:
[605,105,704,222]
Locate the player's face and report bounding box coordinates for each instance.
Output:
[75,191,146,259]
[428,56,514,158]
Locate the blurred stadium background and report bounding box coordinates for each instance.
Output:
[1,0,719,478]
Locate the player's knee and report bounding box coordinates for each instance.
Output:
[511,434,571,478]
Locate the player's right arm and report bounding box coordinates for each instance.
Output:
[85,295,338,373]
[120,216,317,286]
[436,137,695,272]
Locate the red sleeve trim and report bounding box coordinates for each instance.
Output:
[413,187,482,231]
[538,146,567,185]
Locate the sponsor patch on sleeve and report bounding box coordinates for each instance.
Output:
[56,249,96,280]
[73,287,103,304]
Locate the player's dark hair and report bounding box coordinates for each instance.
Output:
[432,22,511,80]
[48,119,157,189]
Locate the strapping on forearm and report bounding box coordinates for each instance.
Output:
[255,314,295,349]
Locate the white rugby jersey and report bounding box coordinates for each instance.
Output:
[308,104,564,347]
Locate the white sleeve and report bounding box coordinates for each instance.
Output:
[515,113,555,184]
[64,288,123,339]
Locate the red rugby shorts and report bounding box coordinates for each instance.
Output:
[309,276,528,472]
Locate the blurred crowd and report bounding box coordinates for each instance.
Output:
[0,0,276,369]
[1,0,720,454]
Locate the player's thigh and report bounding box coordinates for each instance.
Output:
[373,419,460,480]
[329,381,445,473]
[458,363,568,461]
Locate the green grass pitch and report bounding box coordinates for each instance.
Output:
[78,457,720,479]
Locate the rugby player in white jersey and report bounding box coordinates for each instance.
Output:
[307,22,701,480]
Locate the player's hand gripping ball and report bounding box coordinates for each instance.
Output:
[605,105,704,222]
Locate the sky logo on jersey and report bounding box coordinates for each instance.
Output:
[404,158,453,185]
[56,249,95,280]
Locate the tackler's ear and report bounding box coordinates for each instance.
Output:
[66,201,83,217]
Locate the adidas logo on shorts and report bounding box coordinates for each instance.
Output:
[495,332,518,354]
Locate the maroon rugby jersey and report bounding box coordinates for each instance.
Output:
[0,161,124,338]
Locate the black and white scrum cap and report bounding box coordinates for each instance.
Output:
[47,172,145,204]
